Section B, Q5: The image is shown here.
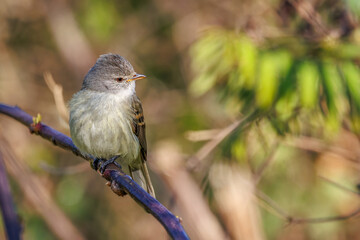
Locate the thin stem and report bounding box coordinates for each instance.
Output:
[257,190,360,225]
[0,103,189,240]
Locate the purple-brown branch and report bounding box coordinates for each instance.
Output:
[0,152,22,240]
[0,103,189,240]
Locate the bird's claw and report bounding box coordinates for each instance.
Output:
[99,156,121,174]
[91,158,103,170]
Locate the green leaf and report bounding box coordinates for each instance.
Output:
[227,69,244,93]
[191,31,225,73]
[319,61,345,132]
[189,73,217,96]
[273,50,293,76]
[319,61,344,115]
[341,62,360,110]
[80,0,118,43]
[234,36,258,88]
[256,53,278,108]
[297,61,319,108]
[275,92,298,120]
[231,136,247,163]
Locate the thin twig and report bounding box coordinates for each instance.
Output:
[285,136,360,166]
[287,208,360,224]
[288,0,329,38]
[253,141,279,185]
[256,190,360,225]
[184,129,221,142]
[256,190,289,220]
[318,175,360,196]
[187,112,257,171]
[0,152,22,240]
[0,103,189,240]
[43,71,69,124]
[186,120,242,170]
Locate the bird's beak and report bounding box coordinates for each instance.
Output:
[127,73,146,82]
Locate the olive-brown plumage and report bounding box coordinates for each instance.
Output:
[69,53,155,197]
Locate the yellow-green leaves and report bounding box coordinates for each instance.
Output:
[190,28,360,135]
[189,73,217,97]
[190,31,227,96]
[256,53,278,108]
[320,62,343,111]
[297,61,319,108]
[234,37,257,88]
[257,50,293,110]
[79,0,118,43]
[341,62,360,132]
[320,61,345,132]
[342,62,360,110]
[190,29,257,96]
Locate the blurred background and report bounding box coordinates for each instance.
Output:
[1,0,360,239]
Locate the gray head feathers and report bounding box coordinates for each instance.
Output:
[81,53,137,93]
[95,54,134,75]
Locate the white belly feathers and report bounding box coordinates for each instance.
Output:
[69,90,140,165]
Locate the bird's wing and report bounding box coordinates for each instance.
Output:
[131,96,147,162]
[131,96,155,197]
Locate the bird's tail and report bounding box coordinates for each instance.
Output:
[130,162,156,198]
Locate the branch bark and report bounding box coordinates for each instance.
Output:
[0,103,189,240]
[0,152,22,240]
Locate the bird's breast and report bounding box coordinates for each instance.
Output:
[69,90,140,163]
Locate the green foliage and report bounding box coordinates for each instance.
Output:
[191,24,360,239]
[56,176,86,217]
[4,0,360,239]
[346,0,360,17]
[297,61,319,108]
[190,28,360,134]
[78,0,119,43]
[23,216,55,240]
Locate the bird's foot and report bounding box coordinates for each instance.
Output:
[99,155,122,174]
[91,158,103,171]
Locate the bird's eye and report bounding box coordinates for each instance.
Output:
[116,77,124,82]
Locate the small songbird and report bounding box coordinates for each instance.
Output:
[69,53,155,197]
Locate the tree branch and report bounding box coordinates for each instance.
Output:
[0,103,189,240]
[0,136,85,240]
[0,152,22,240]
[256,190,360,225]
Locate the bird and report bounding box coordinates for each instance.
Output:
[69,53,155,198]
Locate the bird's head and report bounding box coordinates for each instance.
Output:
[82,53,146,94]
